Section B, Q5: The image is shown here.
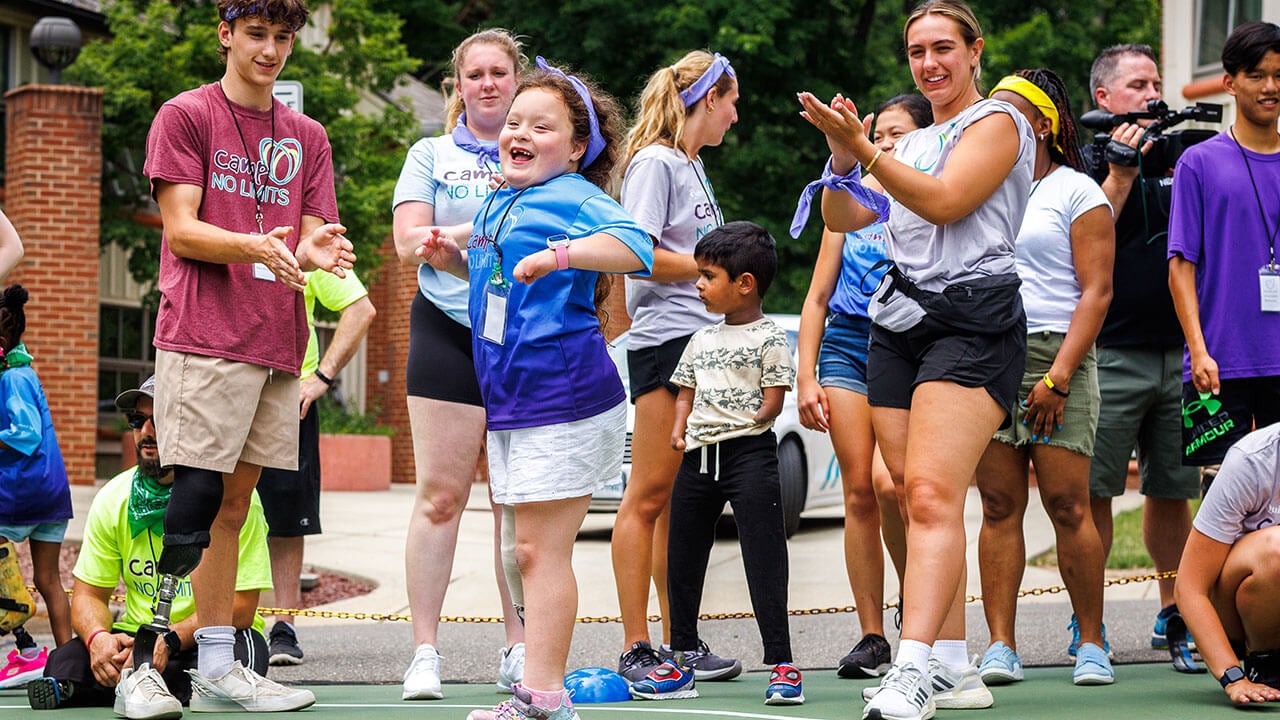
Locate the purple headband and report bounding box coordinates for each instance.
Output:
[223,3,303,32]
[535,56,606,171]
[678,53,735,107]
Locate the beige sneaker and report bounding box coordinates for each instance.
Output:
[187,661,315,712]
[114,663,182,720]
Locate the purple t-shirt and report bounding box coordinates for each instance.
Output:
[1169,131,1280,382]
[144,83,340,374]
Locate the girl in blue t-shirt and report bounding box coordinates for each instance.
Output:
[795,95,931,679]
[0,284,72,688]
[418,60,653,720]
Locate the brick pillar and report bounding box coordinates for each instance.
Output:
[365,237,416,485]
[4,85,103,486]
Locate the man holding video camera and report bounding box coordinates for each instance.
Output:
[1169,22,1280,468]
[1084,44,1202,656]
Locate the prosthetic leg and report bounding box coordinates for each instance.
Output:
[133,468,223,669]
[0,540,35,633]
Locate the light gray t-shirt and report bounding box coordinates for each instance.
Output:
[392,134,499,326]
[670,318,795,450]
[621,144,721,349]
[1193,423,1280,544]
[869,99,1034,331]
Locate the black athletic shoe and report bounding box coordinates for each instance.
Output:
[27,677,73,710]
[1245,649,1280,690]
[268,622,304,666]
[838,633,892,678]
[618,641,663,683]
[678,641,742,681]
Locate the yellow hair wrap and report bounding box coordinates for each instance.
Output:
[990,75,1061,153]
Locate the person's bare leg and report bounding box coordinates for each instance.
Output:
[191,461,260,628]
[1090,496,1115,559]
[28,540,70,646]
[514,496,592,690]
[612,388,680,649]
[828,386,887,636]
[873,447,907,592]
[405,396,486,648]
[1145,496,1193,607]
[651,504,671,645]
[977,441,1030,648]
[268,536,305,625]
[1032,446,1107,648]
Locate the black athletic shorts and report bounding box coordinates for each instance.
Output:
[406,291,483,406]
[258,402,322,537]
[1181,375,1280,466]
[867,317,1027,428]
[626,333,694,400]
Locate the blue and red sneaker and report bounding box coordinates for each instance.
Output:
[764,663,804,705]
[629,661,698,700]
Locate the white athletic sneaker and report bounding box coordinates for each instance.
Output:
[861,663,934,720]
[114,663,182,720]
[403,643,444,700]
[187,661,316,712]
[497,643,525,694]
[928,657,993,709]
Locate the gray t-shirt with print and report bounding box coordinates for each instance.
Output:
[621,144,721,349]
[1193,423,1280,544]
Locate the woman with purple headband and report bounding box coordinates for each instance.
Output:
[417,58,652,720]
[612,50,741,685]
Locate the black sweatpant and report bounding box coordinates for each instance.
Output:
[667,431,793,665]
[43,628,267,707]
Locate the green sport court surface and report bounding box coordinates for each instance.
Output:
[2,664,1273,719]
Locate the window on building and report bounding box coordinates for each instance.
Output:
[1197,0,1263,74]
[98,303,155,414]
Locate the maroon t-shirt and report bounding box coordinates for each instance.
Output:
[144,82,339,374]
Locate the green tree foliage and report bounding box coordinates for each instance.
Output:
[66,0,418,298]
[469,0,1161,310]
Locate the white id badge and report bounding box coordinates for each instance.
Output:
[249,232,277,282]
[1262,264,1280,312]
[481,283,509,345]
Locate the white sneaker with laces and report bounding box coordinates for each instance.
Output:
[187,661,315,712]
[114,663,182,720]
[861,663,935,720]
[403,643,444,700]
[927,657,993,709]
[497,643,525,694]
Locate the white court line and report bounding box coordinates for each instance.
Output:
[313,703,822,720]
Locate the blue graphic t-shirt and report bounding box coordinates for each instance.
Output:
[828,223,889,318]
[467,174,654,430]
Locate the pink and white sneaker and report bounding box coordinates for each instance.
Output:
[0,647,48,689]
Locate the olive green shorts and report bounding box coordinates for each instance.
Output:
[993,331,1099,456]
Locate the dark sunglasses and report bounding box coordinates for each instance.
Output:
[126,413,156,430]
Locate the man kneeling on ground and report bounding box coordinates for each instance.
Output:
[26,375,272,717]
[1176,421,1280,706]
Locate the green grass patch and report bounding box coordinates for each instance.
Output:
[1030,498,1201,570]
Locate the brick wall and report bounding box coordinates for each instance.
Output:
[4,85,103,486]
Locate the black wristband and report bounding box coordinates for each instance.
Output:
[1047,384,1070,398]
[314,369,334,386]
[163,630,182,654]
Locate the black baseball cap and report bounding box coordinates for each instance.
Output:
[114,375,156,412]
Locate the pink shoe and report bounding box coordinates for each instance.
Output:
[0,646,48,689]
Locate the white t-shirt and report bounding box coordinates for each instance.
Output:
[621,144,721,349]
[392,134,499,326]
[1015,166,1111,333]
[1193,423,1280,544]
[669,318,795,450]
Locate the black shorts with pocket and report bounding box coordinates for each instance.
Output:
[406,291,483,406]
[626,333,695,400]
[257,401,322,537]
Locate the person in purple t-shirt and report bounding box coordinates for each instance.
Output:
[138,0,353,713]
[1169,21,1280,468]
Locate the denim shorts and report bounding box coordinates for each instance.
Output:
[0,520,69,543]
[818,312,872,395]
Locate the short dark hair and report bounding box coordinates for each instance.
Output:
[216,0,310,62]
[1089,44,1157,100]
[1223,21,1280,75]
[694,221,778,297]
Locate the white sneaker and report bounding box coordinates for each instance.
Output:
[497,643,525,694]
[928,657,993,709]
[114,663,182,720]
[402,643,443,700]
[187,661,316,712]
[862,663,935,720]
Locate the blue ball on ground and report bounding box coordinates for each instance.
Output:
[564,666,631,703]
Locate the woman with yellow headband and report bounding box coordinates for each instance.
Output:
[977,68,1116,687]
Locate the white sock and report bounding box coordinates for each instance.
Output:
[895,639,931,672]
[931,639,969,669]
[194,626,237,679]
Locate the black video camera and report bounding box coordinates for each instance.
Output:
[1080,100,1223,175]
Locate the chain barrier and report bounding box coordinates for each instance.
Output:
[27,570,1176,625]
